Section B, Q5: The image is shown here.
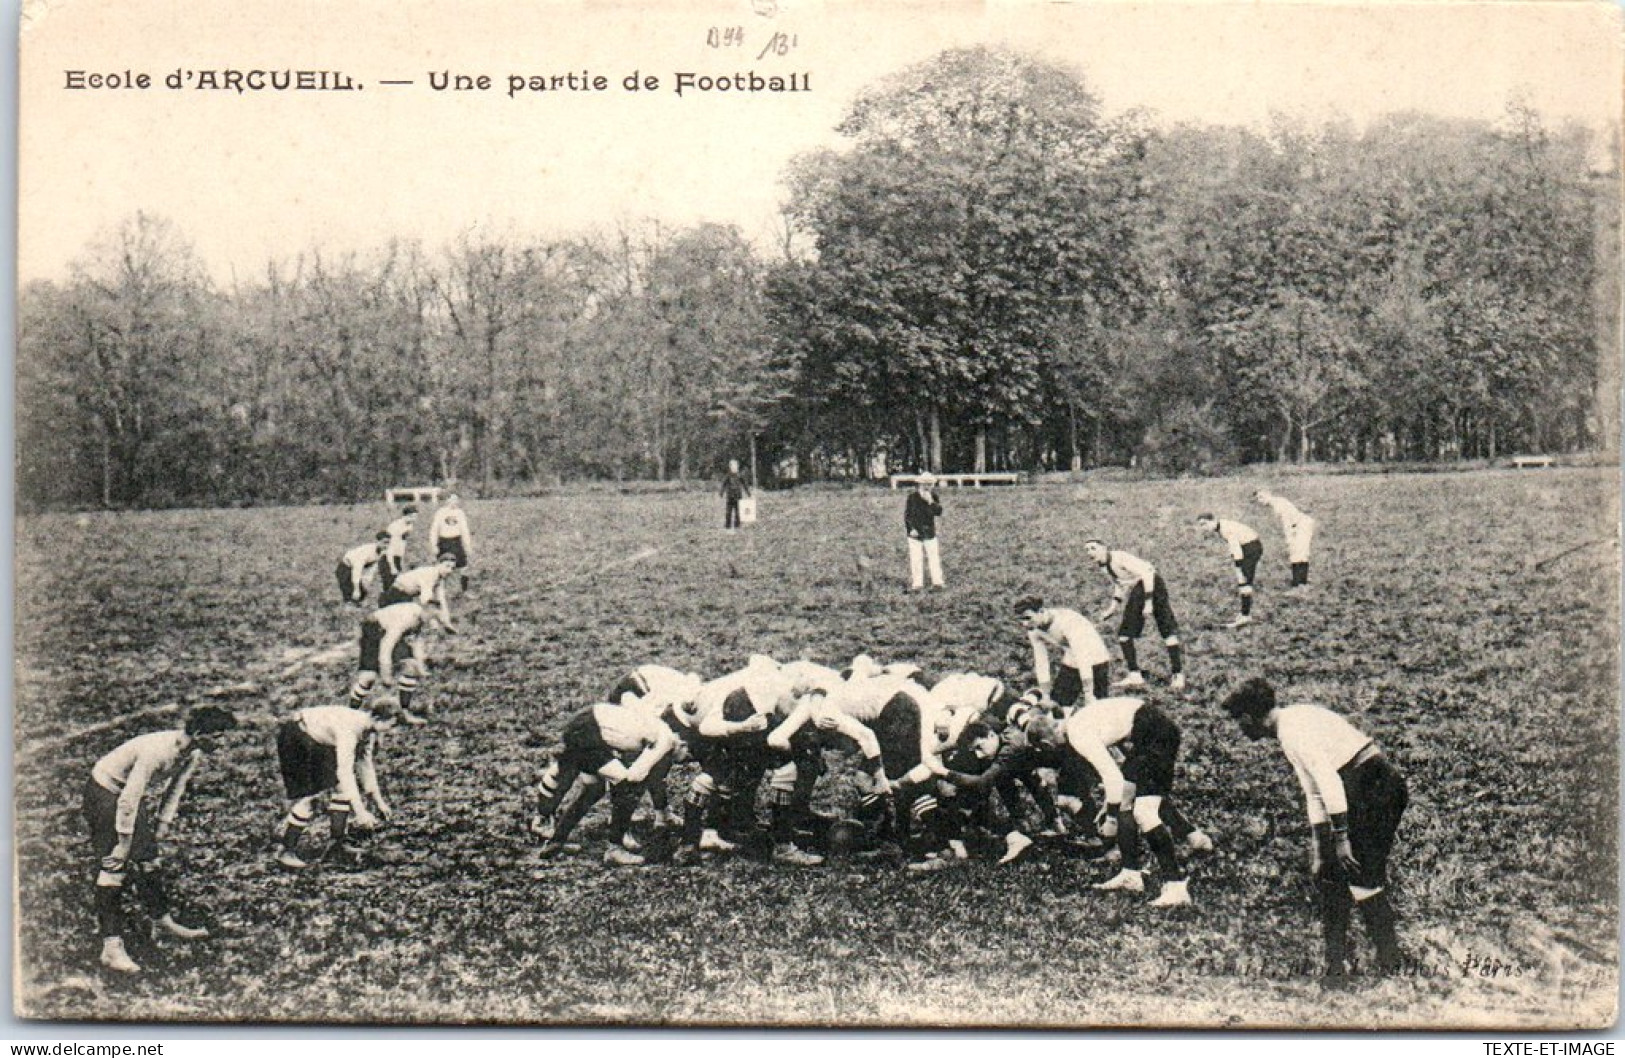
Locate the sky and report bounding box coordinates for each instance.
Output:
[16,0,1624,285]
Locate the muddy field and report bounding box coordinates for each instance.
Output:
[13,468,1620,1027]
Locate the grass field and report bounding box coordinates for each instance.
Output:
[13,468,1620,1027]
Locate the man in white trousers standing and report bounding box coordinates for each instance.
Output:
[905,473,944,592]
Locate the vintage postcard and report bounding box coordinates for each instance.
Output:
[13,0,1622,1029]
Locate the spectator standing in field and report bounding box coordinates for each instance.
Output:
[273,701,399,871]
[720,460,751,532]
[85,706,239,973]
[1253,488,1317,589]
[1015,596,1113,710]
[1083,541,1186,692]
[381,507,416,593]
[1195,514,1263,628]
[336,532,390,606]
[429,495,474,592]
[1221,677,1409,979]
[905,473,945,592]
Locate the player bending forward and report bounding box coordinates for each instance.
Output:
[350,599,450,726]
[85,706,239,973]
[1083,541,1186,692]
[1066,696,1197,907]
[532,701,675,867]
[1253,488,1316,589]
[1195,514,1263,627]
[1015,596,1112,710]
[336,533,390,605]
[1221,677,1408,978]
[274,700,398,870]
[599,663,706,850]
[772,669,954,871]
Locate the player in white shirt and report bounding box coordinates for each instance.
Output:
[1057,696,1195,907]
[336,533,390,605]
[1221,677,1409,978]
[599,664,705,849]
[1083,541,1186,691]
[532,702,676,866]
[429,494,474,591]
[381,508,416,592]
[1195,514,1264,627]
[1014,596,1112,710]
[274,702,397,871]
[84,707,239,973]
[771,669,955,870]
[349,601,443,725]
[380,551,460,631]
[1253,488,1317,589]
[929,671,1008,747]
[672,657,826,865]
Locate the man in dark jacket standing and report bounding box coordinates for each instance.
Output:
[905,473,944,591]
[721,460,751,531]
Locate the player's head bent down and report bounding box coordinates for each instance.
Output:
[1083,539,1109,564]
[1013,595,1046,626]
[1220,677,1277,740]
[184,705,239,749]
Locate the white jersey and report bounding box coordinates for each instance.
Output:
[688,657,792,736]
[390,564,448,605]
[1101,550,1157,597]
[1263,495,1311,530]
[1214,520,1260,560]
[592,701,670,753]
[618,664,704,722]
[1276,704,1373,824]
[1064,696,1144,804]
[92,730,194,834]
[431,506,471,543]
[931,672,1005,748]
[1031,608,1111,679]
[342,542,382,570]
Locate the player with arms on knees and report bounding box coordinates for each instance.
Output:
[429,494,474,592]
[1062,696,1197,907]
[350,599,447,726]
[1015,596,1112,711]
[1083,541,1186,692]
[598,664,705,850]
[1195,514,1263,628]
[1221,677,1408,979]
[274,700,397,871]
[85,706,239,974]
[531,701,676,867]
[380,551,460,632]
[336,532,390,606]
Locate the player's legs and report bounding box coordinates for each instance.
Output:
[922,537,944,587]
[1288,518,1316,585]
[1117,583,1146,684]
[1151,579,1183,681]
[1051,665,1083,713]
[907,537,926,590]
[1348,757,1408,972]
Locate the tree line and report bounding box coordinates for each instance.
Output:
[18,47,1618,509]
